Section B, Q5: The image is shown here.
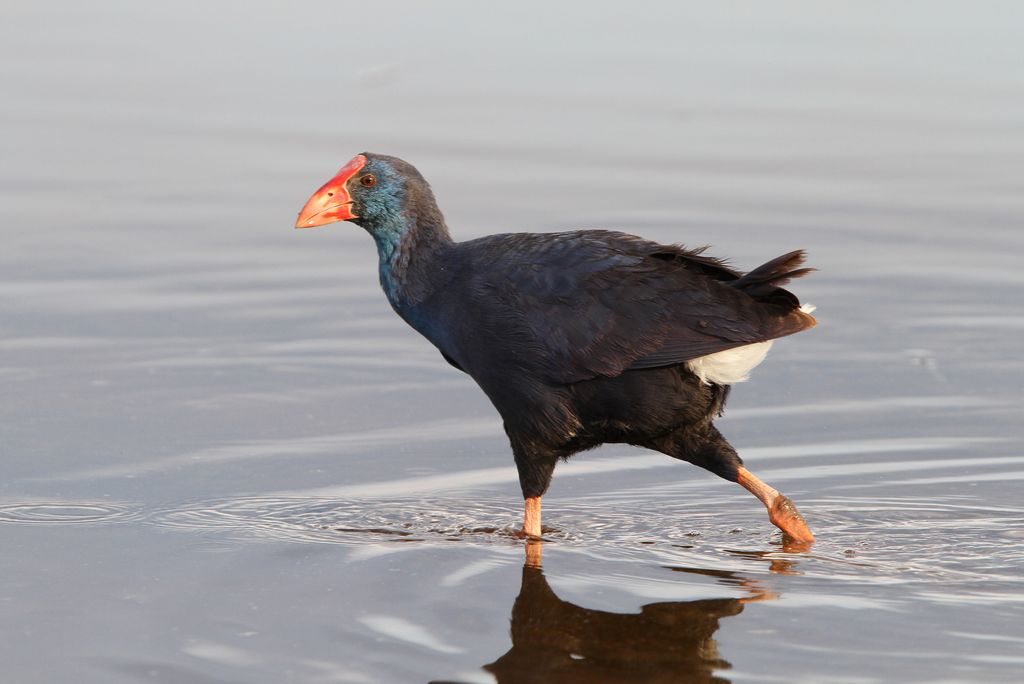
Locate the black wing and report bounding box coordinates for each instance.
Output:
[458,230,815,385]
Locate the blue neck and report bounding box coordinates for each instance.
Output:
[366,210,452,308]
[372,216,408,303]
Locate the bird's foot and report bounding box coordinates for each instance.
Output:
[769,494,815,544]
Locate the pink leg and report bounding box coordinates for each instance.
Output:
[737,466,815,543]
[522,496,542,538]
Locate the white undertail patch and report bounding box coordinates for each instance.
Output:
[687,341,773,386]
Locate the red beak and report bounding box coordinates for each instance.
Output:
[295,154,367,228]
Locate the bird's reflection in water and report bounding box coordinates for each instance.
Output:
[478,542,783,684]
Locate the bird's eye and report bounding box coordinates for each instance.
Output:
[360,174,377,188]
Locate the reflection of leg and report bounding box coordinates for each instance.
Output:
[738,579,781,604]
[525,539,543,568]
[523,496,542,538]
[737,466,815,543]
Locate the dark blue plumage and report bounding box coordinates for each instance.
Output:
[296,152,818,542]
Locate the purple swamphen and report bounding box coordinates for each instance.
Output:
[296,153,817,542]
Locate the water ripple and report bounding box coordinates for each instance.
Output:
[148,491,1024,595]
[151,496,526,546]
[0,500,141,525]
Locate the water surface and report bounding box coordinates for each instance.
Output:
[2,2,1023,682]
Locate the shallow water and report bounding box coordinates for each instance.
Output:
[3,2,1024,682]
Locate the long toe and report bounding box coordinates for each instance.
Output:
[769,495,815,543]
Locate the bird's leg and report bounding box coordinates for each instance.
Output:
[647,426,815,543]
[522,496,542,538]
[737,467,814,543]
[512,445,554,539]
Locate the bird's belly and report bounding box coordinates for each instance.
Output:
[567,364,721,443]
[686,341,773,385]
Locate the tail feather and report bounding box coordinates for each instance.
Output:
[732,250,818,336]
[731,250,816,297]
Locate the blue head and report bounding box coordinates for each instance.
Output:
[296,153,442,256]
[296,153,451,304]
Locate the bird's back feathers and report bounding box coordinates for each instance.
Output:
[436,230,816,386]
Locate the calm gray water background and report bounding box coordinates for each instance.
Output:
[3,2,1024,682]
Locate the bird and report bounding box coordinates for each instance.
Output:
[296,153,817,543]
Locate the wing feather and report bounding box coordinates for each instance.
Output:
[458,230,815,384]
